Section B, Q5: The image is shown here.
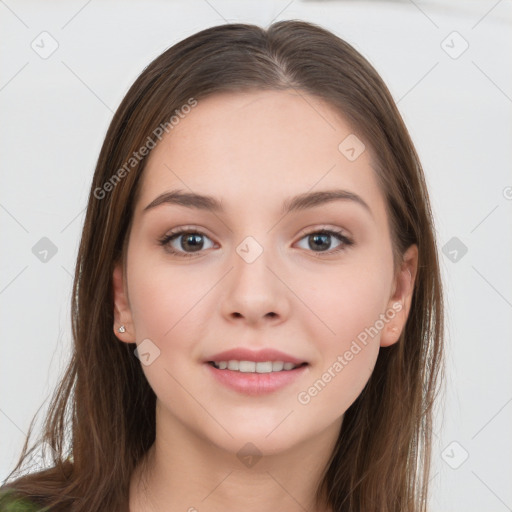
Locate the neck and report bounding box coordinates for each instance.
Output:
[129,401,339,512]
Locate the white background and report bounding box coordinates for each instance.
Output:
[1,1,511,511]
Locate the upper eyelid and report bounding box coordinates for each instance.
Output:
[162,225,352,248]
[164,224,350,239]
[295,224,349,238]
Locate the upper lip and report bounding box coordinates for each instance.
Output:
[206,348,307,365]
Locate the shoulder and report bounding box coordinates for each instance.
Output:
[0,488,45,511]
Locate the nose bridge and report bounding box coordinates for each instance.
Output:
[221,229,288,323]
[232,231,275,291]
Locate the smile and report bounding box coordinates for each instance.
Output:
[205,361,309,395]
[209,360,307,373]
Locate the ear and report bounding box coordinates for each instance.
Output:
[112,261,135,343]
[380,244,418,348]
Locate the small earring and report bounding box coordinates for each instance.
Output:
[118,325,126,333]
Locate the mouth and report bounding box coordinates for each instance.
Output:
[204,360,310,395]
[207,360,309,373]
[203,347,309,394]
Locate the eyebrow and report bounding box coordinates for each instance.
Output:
[143,188,373,218]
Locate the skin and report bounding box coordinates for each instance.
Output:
[112,89,418,512]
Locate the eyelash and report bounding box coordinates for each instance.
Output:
[157,226,354,258]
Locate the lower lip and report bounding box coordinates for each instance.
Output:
[204,362,309,395]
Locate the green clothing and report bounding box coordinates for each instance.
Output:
[0,489,46,512]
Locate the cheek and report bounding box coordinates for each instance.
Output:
[127,257,210,342]
[293,257,391,412]
[296,341,380,425]
[298,259,392,349]
[295,283,384,418]
[126,259,210,409]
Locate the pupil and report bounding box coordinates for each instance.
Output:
[310,233,330,251]
[179,233,332,253]
[183,234,203,252]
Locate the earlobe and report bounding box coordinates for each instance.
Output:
[112,262,135,343]
[380,244,418,348]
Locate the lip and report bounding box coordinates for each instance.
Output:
[205,348,306,365]
[204,361,309,395]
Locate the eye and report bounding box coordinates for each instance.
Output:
[158,228,215,258]
[158,226,354,258]
[295,228,354,255]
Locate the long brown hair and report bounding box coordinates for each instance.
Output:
[1,20,444,512]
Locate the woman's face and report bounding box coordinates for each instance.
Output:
[113,89,417,455]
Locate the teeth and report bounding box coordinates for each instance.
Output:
[239,361,255,372]
[212,360,302,373]
[272,361,284,371]
[227,360,239,371]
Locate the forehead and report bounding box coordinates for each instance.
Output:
[135,89,386,220]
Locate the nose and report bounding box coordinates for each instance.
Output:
[220,240,290,328]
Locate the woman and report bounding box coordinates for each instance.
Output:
[1,19,444,512]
